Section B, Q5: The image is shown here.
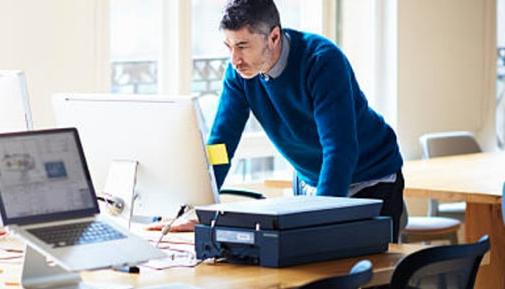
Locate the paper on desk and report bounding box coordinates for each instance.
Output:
[0,249,23,262]
[141,239,198,270]
[0,241,24,264]
[141,256,200,271]
[206,144,229,165]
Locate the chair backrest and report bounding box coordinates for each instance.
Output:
[390,235,490,289]
[299,260,373,289]
[419,131,481,159]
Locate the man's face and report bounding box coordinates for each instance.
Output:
[223,26,275,79]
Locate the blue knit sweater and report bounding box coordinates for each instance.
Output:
[208,29,403,196]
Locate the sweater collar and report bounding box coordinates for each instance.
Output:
[261,32,290,81]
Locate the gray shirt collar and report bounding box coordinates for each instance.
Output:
[262,33,290,80]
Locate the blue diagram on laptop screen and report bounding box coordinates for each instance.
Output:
[44,161,68,179]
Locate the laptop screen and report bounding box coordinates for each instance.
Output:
[0,128,99,225]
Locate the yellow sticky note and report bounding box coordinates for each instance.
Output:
[206,144,229,165]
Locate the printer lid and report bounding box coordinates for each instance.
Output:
[196,196,383,230]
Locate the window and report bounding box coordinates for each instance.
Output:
[497,0,505,148]
[336,0,397,126]
[191,0,331,184]
[109,0,336,184]
[110,0,160,94]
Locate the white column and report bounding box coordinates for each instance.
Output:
[300,0,323,36]
[340,0,377,108]
[476,0,497,151]
[159,0,192,96]
[373,0,397,129]
[321,0,337,41]
[298,0,337,41]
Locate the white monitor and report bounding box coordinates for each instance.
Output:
[52,94,220,218]
[0,70,33,132]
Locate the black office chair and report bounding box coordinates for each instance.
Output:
[220,189,265,199]
[390,235,490,289]
[299,260,372,289]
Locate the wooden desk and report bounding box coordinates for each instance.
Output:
[0,233,425,289]
[403,152,505,289]
[403,152,504,204]
[264,152,505,288]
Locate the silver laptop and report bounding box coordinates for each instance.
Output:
[0,128,165,271]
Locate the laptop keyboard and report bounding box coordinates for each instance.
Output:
[28,221,126,248]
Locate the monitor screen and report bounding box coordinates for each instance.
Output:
[0,71,33,132]
[0,128,99,225]
[52,94,220,217]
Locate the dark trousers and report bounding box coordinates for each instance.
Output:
[352,171,404,243]
[293,171,405,243]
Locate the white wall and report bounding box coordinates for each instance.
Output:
[340,0,377,108]
[340,0,398,128]
[0,0,109,129]
[396,0,497,159]
[339,0,497,159]
[0,0,497,160]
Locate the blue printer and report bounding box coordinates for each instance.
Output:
[195,196,392,267]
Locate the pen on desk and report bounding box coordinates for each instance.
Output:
[112,265,140,274]
[156,218,177,247]
[155,205,189,247]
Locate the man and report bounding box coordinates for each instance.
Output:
[208,0,404,241]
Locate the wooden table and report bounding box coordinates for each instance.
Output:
[0,233,426,289]
[403,152,505,289]
[264,152,505,288]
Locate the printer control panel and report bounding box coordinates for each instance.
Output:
[216,229,255,245]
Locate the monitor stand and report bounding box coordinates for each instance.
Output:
[21,246,133,289]
[21,246,97,289]
[103,160,139,229]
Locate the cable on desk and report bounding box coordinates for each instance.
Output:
[207,210,230,263]
[96,194,126,216]
[207,212,261,265]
